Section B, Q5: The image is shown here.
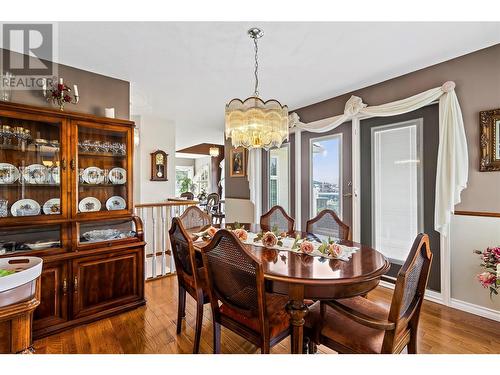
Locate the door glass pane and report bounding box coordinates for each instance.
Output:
[371,120,423,263]
[78,219,137,245]
[77,125,128,213]
[0,116,62,218]
[0,225,61,255]
[310,135,342,217]
[268,145,289,211]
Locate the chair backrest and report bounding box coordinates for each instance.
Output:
[306,209,350,240]
[383,233,432,352]
[201,229,267,330]
[168,217,200,290]
[180,191,194,200]
[206,192,220,213]
[179,205,211,229]
[260,205,295,234]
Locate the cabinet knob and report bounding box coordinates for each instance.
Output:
[61,159,67,170]
[74,276,78,293]
[63,278,68,294]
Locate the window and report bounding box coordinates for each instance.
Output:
[175,165,194,196]
[193,164,210,196]
[268,145,289,211]
[371,119,423,263]
[310,134,342,218]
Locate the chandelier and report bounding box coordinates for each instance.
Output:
[225,28,289,150]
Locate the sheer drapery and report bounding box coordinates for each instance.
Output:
[289,81,468,236]
[247,148,262,223]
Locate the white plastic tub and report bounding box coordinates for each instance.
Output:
[0,257,43,308]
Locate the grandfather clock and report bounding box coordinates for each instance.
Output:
[150,150,168,181]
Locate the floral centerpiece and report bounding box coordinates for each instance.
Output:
[473,246,500,298]
[291,235,344,259]
[196,226,219,240]
[253,225,286,248]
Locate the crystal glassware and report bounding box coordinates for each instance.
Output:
[0,199,8,217]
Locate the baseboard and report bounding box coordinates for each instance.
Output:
[378,281,500,322]
[450,298,500,322]
[378,280,444,305]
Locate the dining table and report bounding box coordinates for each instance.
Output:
[188,223,390,354]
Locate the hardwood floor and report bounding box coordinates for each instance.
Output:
[33,276,500,354]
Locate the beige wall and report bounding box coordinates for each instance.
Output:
[1,48,130,119]
[295,43,500,213]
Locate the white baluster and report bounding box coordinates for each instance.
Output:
[160,206,167,276]
[140,207,148,280]
[151,206,157,278]
[170,205,176,273]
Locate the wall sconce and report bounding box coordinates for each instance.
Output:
[209,146,220,157]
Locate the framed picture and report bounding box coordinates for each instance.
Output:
[480,109,500,171]
[230,147,246,177]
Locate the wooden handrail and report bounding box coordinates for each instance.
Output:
[135,200,198,208]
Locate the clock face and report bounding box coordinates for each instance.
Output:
[156,153,164,164]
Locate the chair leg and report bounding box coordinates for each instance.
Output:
[176,286,186,334]
[261,340,270,354]
[213,322,221,354]
[193,301,204,354]
[407,332,417,354]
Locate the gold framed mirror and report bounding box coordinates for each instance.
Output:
[480,108,500,171]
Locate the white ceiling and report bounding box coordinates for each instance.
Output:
[56,22,500,149]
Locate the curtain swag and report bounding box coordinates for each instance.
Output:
[287,81,468,236]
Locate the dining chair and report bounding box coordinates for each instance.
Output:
[206,192,225,224]
[180,191,194,200]
[260,205,294,234]
[201,229,291,354]
[179,205,211,230]
[305,233,432,354]
[306,209,350,241]
[168,217,210,354]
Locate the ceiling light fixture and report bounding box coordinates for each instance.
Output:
[225,28,288,150]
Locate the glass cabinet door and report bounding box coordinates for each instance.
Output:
[0,114,66,221]
[0,224,62,256]
[77,218,138,247]
[73,122,131,216]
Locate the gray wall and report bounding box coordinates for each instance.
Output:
[295,43,500,214]
[1,48,130,119]
[224,138,250,199]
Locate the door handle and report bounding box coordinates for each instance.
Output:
[74,276,78,293]
[62,278,68,294]
[343,193,353,198]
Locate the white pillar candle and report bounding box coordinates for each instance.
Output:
[59,78,63,85]
[105,108,115,118]
[73,85,79,97]
[42,78,46,91]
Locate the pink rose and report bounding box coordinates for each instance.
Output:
[328,243,343,258]
[261,232,278,248]
[233,228,248,241]
[477,272,496,288]
[206,226,218,238]
[300,241,314,254]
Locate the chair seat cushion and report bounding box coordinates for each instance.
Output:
[305,297,390,354]
[220,293,290,338]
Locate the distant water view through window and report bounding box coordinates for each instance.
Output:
[311,135,342,218]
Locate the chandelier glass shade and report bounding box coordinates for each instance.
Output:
[225,28,289,150]
[209,146,220,157]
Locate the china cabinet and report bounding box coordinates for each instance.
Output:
[0,100,145,339]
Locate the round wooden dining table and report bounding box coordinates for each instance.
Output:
[189,224,390,354]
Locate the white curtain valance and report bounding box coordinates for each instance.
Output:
[290,81,468,236]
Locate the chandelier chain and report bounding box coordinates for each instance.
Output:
[253,37,259,97]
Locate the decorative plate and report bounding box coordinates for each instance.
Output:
[43,198,61,215]
[78,197,102,213]
[49,166,60,185]
[0,163,20,184]
[83,229,122,242]
[82,167,104,185]
[106,196,126,211]
[109,167,126,185]
[11,199,41,217]
[23,164,49,184]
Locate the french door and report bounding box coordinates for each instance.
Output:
[360,105,441,292]
[301,121,352,230]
